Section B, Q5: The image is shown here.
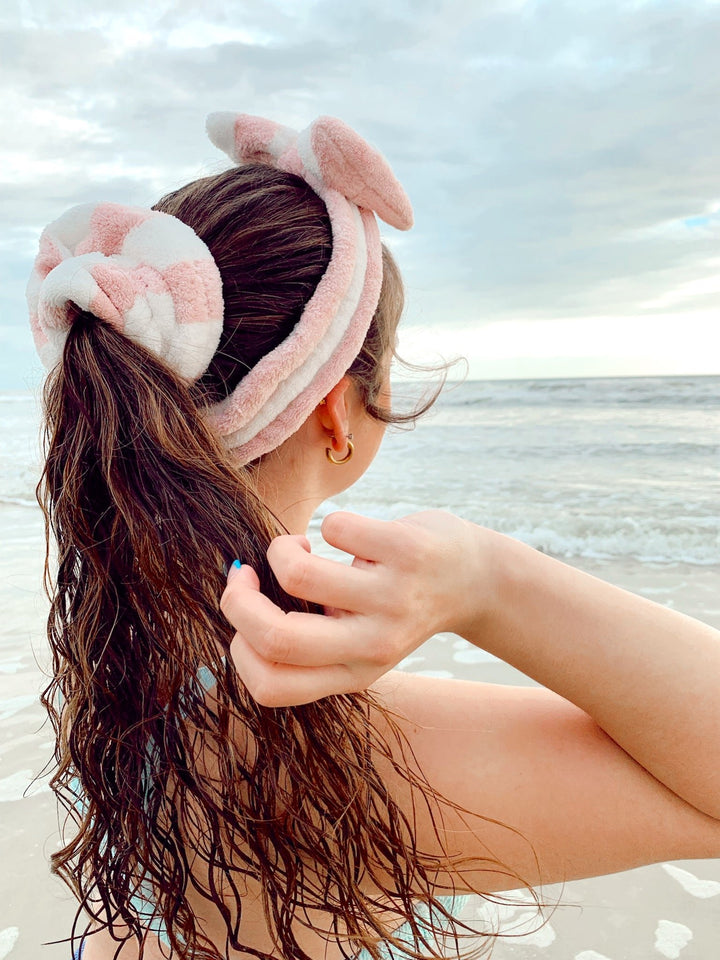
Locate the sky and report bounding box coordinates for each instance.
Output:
[2,0,720,390]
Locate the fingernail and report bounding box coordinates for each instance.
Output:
[232,559,242,569]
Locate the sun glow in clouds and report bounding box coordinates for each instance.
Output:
[398,310,720,380]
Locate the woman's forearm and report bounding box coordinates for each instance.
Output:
[221,505,720,809]
[463,529,720,820]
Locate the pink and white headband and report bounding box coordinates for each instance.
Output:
[27,113,413,463]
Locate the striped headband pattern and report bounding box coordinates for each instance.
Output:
[203,113,413,463]
[27,203,224,382]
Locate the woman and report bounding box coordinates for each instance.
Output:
[29,113,720,960]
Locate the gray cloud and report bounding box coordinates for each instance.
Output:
[2,0,720,387]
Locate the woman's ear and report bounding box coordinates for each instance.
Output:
[317,377,351,451]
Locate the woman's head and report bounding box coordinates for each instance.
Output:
[152,164,405,438]
[30,114,415,466]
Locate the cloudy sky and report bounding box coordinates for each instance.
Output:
[3,0,720,390]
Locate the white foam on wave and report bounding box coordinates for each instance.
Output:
[0,659,24,675]
[452,641,497,665]
[504,522,720,567]
[575,952,613,960]
[506,914,556,948]
[0,694,38,721]
[654,920,693,959]
[0,927,19,960]
[396,655,425,670]
[0,769,51,802]
[0,496,37,508]
[661,863,720,898]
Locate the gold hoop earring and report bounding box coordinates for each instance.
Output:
[326,439,354,465]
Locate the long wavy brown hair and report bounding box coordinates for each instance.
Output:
[39,165,532,960]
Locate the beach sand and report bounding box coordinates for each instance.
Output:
[1,504,719,960]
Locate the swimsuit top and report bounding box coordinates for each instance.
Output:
[130,889,470,959]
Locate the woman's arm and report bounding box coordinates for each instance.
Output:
[366,671,720,889]
[461,529,720,822]
[221,510,720,823]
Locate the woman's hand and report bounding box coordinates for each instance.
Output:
[221,508,720,824]
[220,510,496,707]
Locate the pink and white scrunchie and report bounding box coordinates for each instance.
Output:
[27,202,224,382]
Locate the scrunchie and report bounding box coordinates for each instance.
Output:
[27,202,224,381]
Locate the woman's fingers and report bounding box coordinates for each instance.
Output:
[267,534,380,612]
[232,594,365,667]
[221,562,392,668]
[229,632,362,707]
[320,511,399,563]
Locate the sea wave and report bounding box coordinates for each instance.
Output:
[437,376,720,408]
[0,496,38,509]
[504,523,720,566]
[313,500,720,566]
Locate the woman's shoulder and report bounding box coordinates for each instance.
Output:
[368,670,720,891]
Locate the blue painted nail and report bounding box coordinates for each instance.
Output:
[232,559,242,569]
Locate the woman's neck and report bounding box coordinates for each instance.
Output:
[252,444,326,536]
[268,493,321,536]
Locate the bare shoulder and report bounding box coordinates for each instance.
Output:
[368,671,720,891]
[79,928,167,960]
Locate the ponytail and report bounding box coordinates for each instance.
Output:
[42,311,273,954]
[40,314,494,959]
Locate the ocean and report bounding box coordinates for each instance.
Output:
[1,375,719,959]
[2,375,720,672]
[4,375,720,566]
[321,374,720,567]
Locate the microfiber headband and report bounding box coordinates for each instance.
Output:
[27,113,413,463]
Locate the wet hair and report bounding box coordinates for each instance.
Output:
[39,165,527,959]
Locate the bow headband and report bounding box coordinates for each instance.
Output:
[27,113,413,463]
